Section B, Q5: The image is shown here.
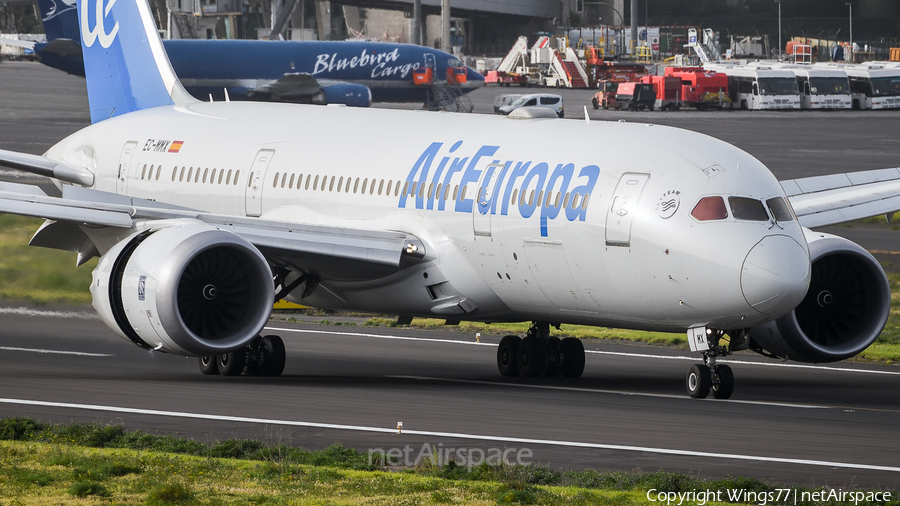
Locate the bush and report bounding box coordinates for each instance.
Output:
[0,417,44,440]
[68,480,110,497]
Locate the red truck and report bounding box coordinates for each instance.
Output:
[663,67,731,110]
[639,75,683,110]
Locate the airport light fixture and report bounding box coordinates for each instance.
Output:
[846,2,853,63]
[774,0,781,59]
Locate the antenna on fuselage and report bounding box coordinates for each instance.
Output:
[583,106,590,124]
[209,94,214,102]
[224,88,231,103]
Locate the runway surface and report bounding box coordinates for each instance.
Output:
[2,62,900,487]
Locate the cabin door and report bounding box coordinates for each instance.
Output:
[605,172,650,247]
[116,141,137,194]
[473,162,504,237]
[245,149,275,217]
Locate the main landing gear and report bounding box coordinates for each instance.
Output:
[198,334,286,377]
[496,322,586,378]
[685,330,734,399]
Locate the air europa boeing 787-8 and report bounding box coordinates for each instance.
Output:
[0,0,895,398]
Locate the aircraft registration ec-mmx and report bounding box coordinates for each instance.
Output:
[0,0,897,398]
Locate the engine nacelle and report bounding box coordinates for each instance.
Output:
[747,231,890,362]
[91,220,274,356]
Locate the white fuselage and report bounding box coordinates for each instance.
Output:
[47,102,811,333]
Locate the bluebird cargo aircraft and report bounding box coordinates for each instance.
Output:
[0,0,896,399]
[33,0,483,107]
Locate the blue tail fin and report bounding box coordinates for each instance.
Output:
[37,0,80,41]
[75,0,195,123]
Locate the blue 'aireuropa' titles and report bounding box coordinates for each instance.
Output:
[399,142,600,237]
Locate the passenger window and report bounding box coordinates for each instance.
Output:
[563,192,569,208]
[379,180,384,196]
[396,181,402,197]
[729,197,769,221]
[417,182,424,198]
[194,169,200,183]
[345,177,351,192]
[409,181,415,196]
[459,185,467,201]
[279,172,285,188]
[443,184,451,201]
[337,176,342,191]
[179,167,185,182]
[511,189,518,205]
[582,193,590,210]
[234,170,240,185]
[554,192,561,208]
[766,197,794,221]
[571,193,580,209]
[141,164,147,179]
[362,178,368,194]
[289,174,295,189]
[538,191,545,207]
[452,185,459,201]
[272,172,279,188]
[313,175,319,190]
[172,167,177,181]
[218,170,224,184]
[187,167,193,181]
[156,166,161,180]
[386,180,392,195]
[211,168,217,183]
[528,190,534,206]
[691,196,728,221]
[203,168,208,183]
[354,178,360,193]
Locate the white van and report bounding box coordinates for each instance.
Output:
[498,93,565,117]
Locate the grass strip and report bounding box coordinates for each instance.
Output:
[0,418,893,505]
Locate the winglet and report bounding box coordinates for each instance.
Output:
[76,0,197,123]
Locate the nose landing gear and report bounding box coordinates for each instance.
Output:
[686,329,734,399]
[496,322,586,379]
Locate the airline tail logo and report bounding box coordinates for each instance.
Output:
[81,0,119,48]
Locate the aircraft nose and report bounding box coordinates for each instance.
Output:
[741,235,811,316]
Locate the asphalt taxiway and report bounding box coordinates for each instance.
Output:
[1,62,900,487]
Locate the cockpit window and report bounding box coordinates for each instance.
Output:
[729,197,769,221]
[766,197,794,221]
[691,196,728,221]
[448,58,461,67]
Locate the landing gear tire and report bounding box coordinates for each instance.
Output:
[199,356,219,375]
[559,338,585,378]
[259,335,286,377]
[543,336,561,377]
[497,335,521,376]
[517,336,546,377]
[592,98,599,110]
[218,350,246,376]
[686,364,711,399]
[711,364,734,399]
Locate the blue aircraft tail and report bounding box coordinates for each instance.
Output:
[37,0,80,41]
[75,0,195,123]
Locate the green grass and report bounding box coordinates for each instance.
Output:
[0,214,95,304]
[0,418,891,505]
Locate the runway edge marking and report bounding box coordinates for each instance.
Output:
[1,397,897,473]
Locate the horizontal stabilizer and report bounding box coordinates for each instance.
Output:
[0,149,94,186]
[783,168,900,228]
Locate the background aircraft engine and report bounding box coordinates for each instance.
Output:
[91,221,274,356]
[746,232,890,363]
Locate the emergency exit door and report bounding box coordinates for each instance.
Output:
[605,172,650,247]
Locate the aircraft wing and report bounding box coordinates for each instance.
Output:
[782,168,900,228]
[0,179,423,281]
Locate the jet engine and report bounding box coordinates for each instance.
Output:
[746,231,890,362]
[91,220,274,356]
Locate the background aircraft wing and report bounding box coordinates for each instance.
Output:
[0,179,423,281]
[781,168,900,228]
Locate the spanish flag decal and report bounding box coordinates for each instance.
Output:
[168,141,184,153]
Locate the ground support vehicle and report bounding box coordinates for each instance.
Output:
[664,67,730,110]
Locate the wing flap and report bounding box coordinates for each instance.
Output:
[784,169,900,228]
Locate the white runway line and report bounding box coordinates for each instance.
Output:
[387,375,830,409]
[0,346,112,357]
[0,397,896,473]
[266,326,900,376]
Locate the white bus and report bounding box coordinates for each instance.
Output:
[843,63,900,110]
[704,63,800,110]
[772,63,851,110]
